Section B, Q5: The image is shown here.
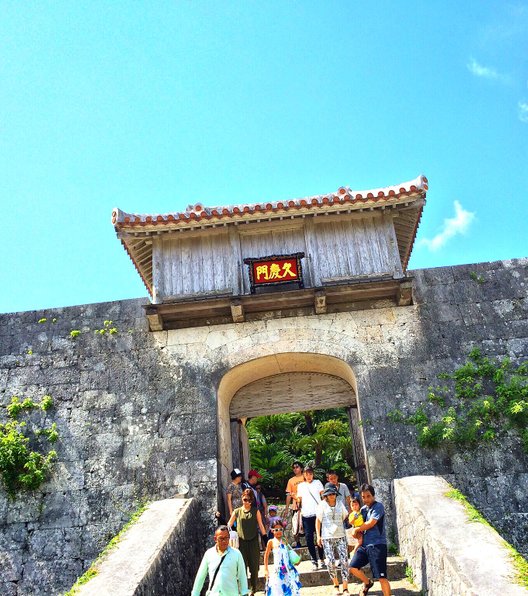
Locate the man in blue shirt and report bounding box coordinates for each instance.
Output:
[192,525,249,595]
[349,483,391,596]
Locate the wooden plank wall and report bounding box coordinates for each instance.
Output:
[155,214,400,300]
[311,216,395,282]
[160,231,233,298]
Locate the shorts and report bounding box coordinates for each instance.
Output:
[349,544,388,580]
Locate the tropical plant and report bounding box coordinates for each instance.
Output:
[246,407,356,496]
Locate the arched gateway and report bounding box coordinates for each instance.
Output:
[217,352,370,495]
[112,174,428,506]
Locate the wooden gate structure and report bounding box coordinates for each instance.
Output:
[112,175,427,491]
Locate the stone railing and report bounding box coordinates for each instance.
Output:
[75,497,207,596]
[394,475,527,595]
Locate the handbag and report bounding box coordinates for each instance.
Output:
[286,543,301,566]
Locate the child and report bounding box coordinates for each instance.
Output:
[346,498,364,555]
[264,520,301,596]
[267,505,287,540]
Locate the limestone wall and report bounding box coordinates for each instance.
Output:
[0,300,217,595]
[0,258,527,594]
[75,498,206,596]
[394,475,527,595]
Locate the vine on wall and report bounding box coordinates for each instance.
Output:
[0,395,59,499]
[388,349,528,453]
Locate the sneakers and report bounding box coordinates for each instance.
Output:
[320,562,327,569]
[294,542,302,549]
[311,561,319,571]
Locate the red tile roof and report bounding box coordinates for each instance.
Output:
[112,175,427,230]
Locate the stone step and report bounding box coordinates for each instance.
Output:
[255,556,408,591]
[254,576,421,595]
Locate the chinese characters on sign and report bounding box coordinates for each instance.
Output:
[254,259,298,283]
[244,253,305,294]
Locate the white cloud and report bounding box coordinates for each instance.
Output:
[419,201,475,252]
[467,58,500,79]
[518,100,528,123]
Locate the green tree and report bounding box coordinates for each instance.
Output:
[246,408,356,496]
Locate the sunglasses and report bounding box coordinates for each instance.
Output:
[242,498,251,502]
[272,528,283,532]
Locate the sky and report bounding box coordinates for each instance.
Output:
[1,1,527,314]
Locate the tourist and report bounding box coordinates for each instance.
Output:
[326,470,352,512]
[316,484,350,595]
[228,488,268,596]
[284,461,305,548]
[349,483,391,596]
[227,468,244,518]
[296,466,325,570]
[264,519,302,596]
[191,525,249,596]
[346,498,364,554]
[267,504,287,540]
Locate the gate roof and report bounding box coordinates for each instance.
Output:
[112,174,427,296]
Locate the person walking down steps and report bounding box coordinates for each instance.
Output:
[316,484,350,595]
[228,488,267,596]
[264,519,302,596]
[191,525,248,596]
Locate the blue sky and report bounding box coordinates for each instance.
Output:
[1,1,527,314]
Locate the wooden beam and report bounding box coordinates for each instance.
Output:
[314,290,327,314]
[230,300,245,323]
[145,310,164,331]
[397,280,413,306]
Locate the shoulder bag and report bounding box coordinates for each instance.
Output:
[286,542,301,566]
[207,550,228,595]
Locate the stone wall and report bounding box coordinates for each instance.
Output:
[0,258,527,594]
[76,498,207,596]
[394,475,527,595]
[0,300,217,595]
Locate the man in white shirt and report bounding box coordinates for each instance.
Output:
[296,466,325,570]
[191,525,249,595]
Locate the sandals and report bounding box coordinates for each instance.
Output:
[359,580,374,596]
[333,587,342,595]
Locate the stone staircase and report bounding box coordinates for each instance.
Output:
[254,546,421,595]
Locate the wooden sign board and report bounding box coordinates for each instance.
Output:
[244,253,305,294]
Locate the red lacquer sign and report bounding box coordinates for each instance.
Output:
[244,253,305,294]
[253,258,299,284]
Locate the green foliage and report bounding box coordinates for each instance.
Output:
[0,395,58,499]
[65,501,149,594]
[94,320,118,335]
[247,408,355,495]
[469,271,485,284]
[387,349,528,453]
[38,318,47,324]
[405,565,415,583]
[69,330,81,339]
[445,487,528,588]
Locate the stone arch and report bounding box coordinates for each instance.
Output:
[217,351,370,500]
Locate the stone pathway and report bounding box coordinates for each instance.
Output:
[253,547,421,595]
[267,578,422,594]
